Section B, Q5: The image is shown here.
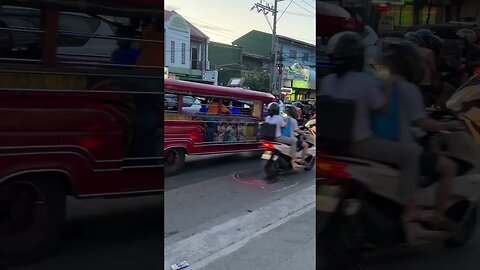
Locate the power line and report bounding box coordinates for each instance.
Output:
[278,0,294,22]
[291,0,314,15]
[297,0,315,9]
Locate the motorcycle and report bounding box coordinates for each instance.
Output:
[260,124,316,179]
[317,128,480,269]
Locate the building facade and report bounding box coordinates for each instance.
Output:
[164,10,215,84]
[232,30,316,100]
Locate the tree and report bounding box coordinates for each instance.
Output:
[243,70,271,93]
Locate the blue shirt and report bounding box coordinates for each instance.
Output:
[112,48,140,65]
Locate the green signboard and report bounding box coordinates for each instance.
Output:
[292,80,309,89]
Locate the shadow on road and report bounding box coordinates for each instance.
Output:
[9,196,164,270]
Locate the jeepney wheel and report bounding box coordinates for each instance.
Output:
[165,148,186,175]
[0,179,65,262]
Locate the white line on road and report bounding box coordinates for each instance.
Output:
[164,184,315,270]
[272,183,298,193]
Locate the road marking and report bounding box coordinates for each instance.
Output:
[272,183,298,193]
[164,184,315,270]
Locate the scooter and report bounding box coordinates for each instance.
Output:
[261,126,316,180]
[317,130,480,270]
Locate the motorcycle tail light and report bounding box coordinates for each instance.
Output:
[317,159,353,180]
[262,141,276,150]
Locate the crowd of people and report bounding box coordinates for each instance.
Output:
[318,28,476,245]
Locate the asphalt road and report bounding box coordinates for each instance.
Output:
[8,195,164,270]
[164,152,315,270]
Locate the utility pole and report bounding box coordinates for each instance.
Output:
[251,0,283,95]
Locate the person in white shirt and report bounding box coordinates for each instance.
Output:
[265,102,296,164]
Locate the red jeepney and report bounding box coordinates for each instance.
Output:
[0,0,163,260]
[164,79,276,174]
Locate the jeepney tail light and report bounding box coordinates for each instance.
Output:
[317,159,352,180]
[80,137,103,150]
[262,142,276,150]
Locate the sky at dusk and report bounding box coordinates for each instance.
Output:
[165,0,316,45]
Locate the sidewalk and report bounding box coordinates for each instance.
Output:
[197,208,315,270]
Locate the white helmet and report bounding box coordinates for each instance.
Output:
[456,28,477,44]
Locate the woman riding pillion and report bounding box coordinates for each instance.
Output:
[319,31,423,242]
[379,40,463,235]
[283,104,309,165]
[265,102,297,167]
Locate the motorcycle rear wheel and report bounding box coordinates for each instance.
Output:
[263,160,279,180]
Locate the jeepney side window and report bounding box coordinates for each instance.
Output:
[179,95,206,114]
[252,100,263,119]
[224,98,252,116]
[0,6,42,63]
[165,93,179,112]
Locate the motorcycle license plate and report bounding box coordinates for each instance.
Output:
[317,185,341,213]
[262,151,272,160]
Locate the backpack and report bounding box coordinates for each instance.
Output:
[316,95,356,154]
[371,82,400,141]
[281,118,292,137]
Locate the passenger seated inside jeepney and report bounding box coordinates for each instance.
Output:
[0,20,12,58]
[111,26,140,66]
[199,99,208,113]
[136,17,163,67]
[230,100,242,115]
[207,98,230,115]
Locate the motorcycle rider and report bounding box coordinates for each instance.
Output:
[265,102,297,166]
[320,31,422,231]
[414,29,440,107]
[284,104,309,165]
[456,28,480,76]
[381,40,464,231]
[292,101,305,125]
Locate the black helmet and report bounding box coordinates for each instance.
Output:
[403,31,421,44]
[327,31,365,74]
[284,104,298,119]
[415,28,434,47]
[267,102,280,116]
[382,40,424,84]
[327,31,365,58]
[292,101,304,109]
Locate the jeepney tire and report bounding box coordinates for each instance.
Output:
[165,148,186,175]
[0,178,66,263]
